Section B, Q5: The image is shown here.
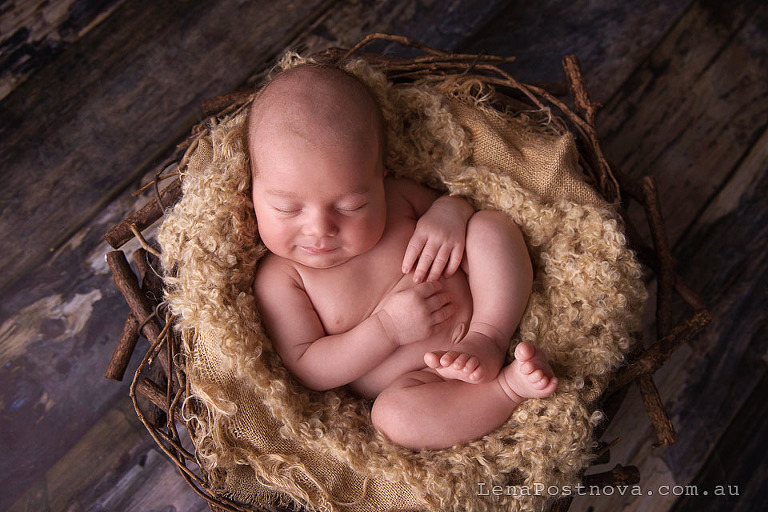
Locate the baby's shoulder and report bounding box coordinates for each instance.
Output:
[384,175,439,216]
[384,175,424,195]
[253,253,303,296]
[384,176,431,203]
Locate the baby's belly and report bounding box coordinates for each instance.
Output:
[349,271,473,399]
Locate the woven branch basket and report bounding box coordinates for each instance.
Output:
[104,34,711,512]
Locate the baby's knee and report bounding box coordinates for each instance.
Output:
[371,388,438,450]
[371,390,423,449]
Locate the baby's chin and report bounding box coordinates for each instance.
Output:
[292,248,356,269]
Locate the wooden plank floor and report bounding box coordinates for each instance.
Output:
[1,1,765,510]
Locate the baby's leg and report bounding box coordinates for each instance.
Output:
[425,210,533,383]
[374,342,557,450]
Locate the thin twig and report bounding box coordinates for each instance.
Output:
[635,175,679,446]
[136,378,169,413]
[611,309,711,390]
[107,251,163,342]
[637,376,678,446]
[105,179,182,249]
[562,55,598,126]
[132,167,180,197]
[341,32,449,61]
[129,224,161,258]
[595,437,621,459]
[642,176,675,334]
[104,313,140,381]
[559,54,621,201]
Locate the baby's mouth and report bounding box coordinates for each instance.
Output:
[301,245,336,255]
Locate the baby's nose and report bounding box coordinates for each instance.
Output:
[304,211,338,237]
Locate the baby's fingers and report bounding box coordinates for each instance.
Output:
[429,302,456,329]
[425,245,453,283]
[412,279,444,297]
[443,242,465,277]
[424,290,452,312]
[402,234,427,275]
[413,250,434,283]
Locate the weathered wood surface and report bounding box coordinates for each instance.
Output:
[665,123,768,508]
[1,0,766,510]
[599,0,768,244]
[460,0,695,105]
[7,398,210,512]
[672,372,768,512]
[0,0,128,101]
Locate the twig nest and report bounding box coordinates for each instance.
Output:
[158,53,645,512]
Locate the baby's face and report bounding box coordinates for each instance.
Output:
[252,129,387,269]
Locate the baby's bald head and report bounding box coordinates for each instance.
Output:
[247,65,385,176]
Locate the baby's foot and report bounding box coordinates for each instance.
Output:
[424,349,485,382]
[424,327,503,383]
[497,342,558,403]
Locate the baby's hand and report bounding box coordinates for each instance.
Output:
[402,196,473,283]
[376,281,455,346]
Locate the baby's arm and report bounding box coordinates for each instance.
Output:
[396,179,475,283]
[254,256,454,391]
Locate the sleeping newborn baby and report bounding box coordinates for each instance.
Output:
[248,64,558,450]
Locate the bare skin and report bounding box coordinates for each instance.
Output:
[249,65,557,450]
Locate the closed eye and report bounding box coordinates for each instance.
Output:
[337,203,368,213]
[273,206,301,215]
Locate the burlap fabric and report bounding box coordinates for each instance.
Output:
[158,56,645,512]
[448,99,605,207]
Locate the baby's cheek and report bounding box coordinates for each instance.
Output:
[359,215,387,251]
[258,224,289,255]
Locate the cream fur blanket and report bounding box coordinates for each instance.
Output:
[158,56,646,512]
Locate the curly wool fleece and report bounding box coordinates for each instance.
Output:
[158,54,646,512]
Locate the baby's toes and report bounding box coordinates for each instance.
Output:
[543,376,559,394]
[424,351,444,368]
[520,360,536,375]
[533,376,559,395]
[439,351,461,368]
[465,356,480,373]
[461,356,482,377]
[527,368,545,385]
[514,341,536,362]
[450,353,472,369]
[533,375,552,390]
[468,360,486,381]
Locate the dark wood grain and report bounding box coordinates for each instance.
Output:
[563,2,768,511]
[670,372,768,512]
[6,397,210,512]
[598,0,768,244]
[459,0,694,103]
[0,0,127,101]
[662,127,768,483]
